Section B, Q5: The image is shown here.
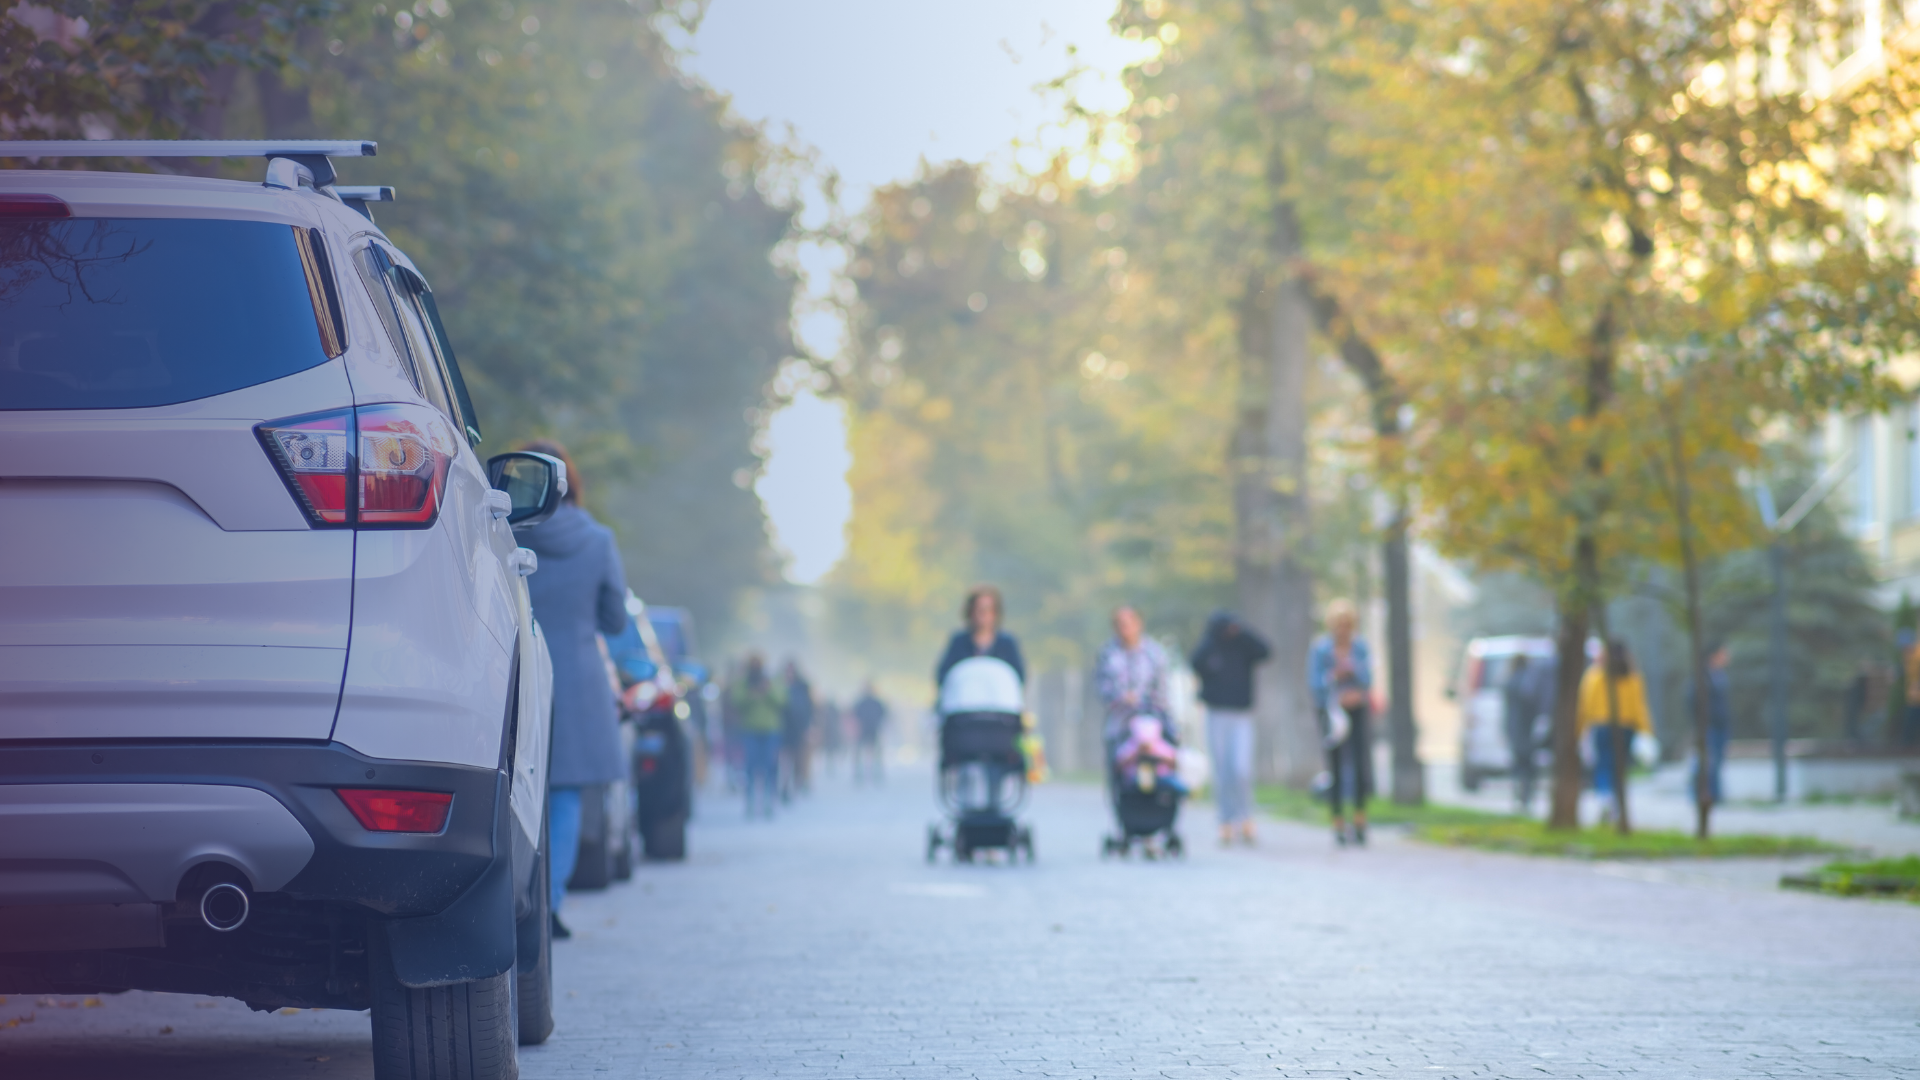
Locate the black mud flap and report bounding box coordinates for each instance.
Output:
[382,773,517,989]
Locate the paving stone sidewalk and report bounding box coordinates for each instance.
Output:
[3,769,1916,1078]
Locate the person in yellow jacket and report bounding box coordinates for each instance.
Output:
[1577,640,1653,814]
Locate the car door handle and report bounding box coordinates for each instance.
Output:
[509,547,538,577]
[485,489,513,521]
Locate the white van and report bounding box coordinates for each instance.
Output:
[0,141,559,1080]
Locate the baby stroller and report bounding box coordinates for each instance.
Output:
[926,656,1035,863]
[1101,714,1186,859]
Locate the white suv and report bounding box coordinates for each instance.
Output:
[0,140,559,1080]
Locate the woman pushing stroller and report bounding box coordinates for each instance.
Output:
[927,585,1034,862]
[1097,607,1186,857]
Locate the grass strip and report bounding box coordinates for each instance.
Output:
[1256,784,1844,860]
[1781,855,1920,901]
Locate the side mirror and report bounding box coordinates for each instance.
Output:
[485,451,567,528]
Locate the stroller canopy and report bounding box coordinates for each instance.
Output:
[939,656,1024,716]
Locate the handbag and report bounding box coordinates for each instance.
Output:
[1324,701,1352,749]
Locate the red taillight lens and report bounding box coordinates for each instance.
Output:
[357,403,454,526]
[0,194,72,219]
[259,408,354,525]
[336,788,453,833]
[258,403,454,529]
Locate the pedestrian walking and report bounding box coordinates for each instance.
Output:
[852,682,889,784]
[1095,606,1171,744]
[1189,610,1270,846]
[1685,643,1733,805]
[730,654,785,819]
[1309,599,1374,847]
[1503,653,1554,813]
[719,659,744,793]
[781,661,815,800]
[818,697,845,778]
[1578,639,1652,825]
[936,584,1026,689]
[1904,631,1920,745]
[515,440,628,940]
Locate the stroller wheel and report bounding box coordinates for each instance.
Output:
[1022,828,1035,863]
[954,836,973,863]
[926,824,942,864]
[1166,833,1185,858]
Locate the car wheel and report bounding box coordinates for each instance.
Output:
[612,825,634,880]
[369,926,518,1080]
[1460,766,1483,793]
[569,784,611,891]
[515,816,555,1047]
[644,811,687,861]
[612,789,635,881]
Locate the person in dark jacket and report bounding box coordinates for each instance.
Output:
[780,661,815,800]
[935,584,1025,689]
[516,440,627,940]
[1503,653,1554,813]
[1190,611,1271,846]
[851,682,889,785]
[1685,643,1733,805]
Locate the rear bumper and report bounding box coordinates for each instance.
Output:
[0,740,500,917]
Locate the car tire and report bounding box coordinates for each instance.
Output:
[1460,766,1483,793]
[515,818,554,1047]
[612,819,634,880]
[568,785,611,891]
[643,811,687,861]
[369,926,519,1080]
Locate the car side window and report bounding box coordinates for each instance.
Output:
[412,285,483,447]
[393,272,481,448]
[352,244,457,424]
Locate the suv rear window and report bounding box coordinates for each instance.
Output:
[0,218,336,410]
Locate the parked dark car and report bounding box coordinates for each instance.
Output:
[607,593,692,860]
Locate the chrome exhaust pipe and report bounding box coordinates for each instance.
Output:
[199,882,251,932]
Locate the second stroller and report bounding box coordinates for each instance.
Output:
[1102,713,1186,858]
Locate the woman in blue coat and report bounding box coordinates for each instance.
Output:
[1309,599,1373,848]
[517,441,628,938]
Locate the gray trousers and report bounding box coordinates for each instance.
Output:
[1207,707,1256,826]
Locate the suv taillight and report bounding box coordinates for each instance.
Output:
[258,403,456,529]
[335,788,453,833]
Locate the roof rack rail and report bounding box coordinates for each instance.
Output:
[0,139,376,189]
[335,185,395,223]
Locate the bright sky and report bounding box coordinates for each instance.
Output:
[683,0,1143,584]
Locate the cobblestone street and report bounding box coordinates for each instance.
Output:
[4,771,1917,1078]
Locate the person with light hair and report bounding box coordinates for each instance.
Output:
[1308,599,1374,846]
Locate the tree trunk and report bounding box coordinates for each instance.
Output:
[1653,392,1715,840]
[1547,555,1592,832]
[1234,271,1317,786]
[1382,514,1423,803]
[1547,299,1622,831]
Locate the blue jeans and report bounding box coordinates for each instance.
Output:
[548,787,582,912]
[1689,725,1729,803]
[742,732,781,817]
[1207,708,1255,826]
[1590,726,1632,798]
